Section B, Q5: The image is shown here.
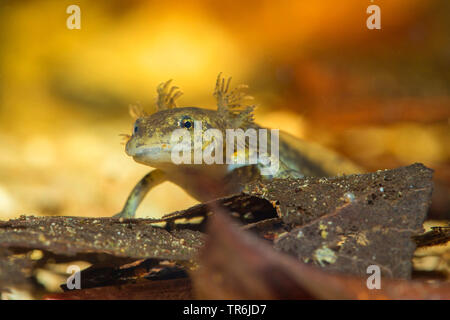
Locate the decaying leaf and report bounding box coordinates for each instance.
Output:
[0,249,35,294]
[0,216,204,261]
[414,226,450,248]
[191,210,450,300]
[246,163,433,226]
[0,163,443,298]
[46,278,192,300]
[248,163,434,278]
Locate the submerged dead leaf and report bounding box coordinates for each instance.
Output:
[191,210,450,300]
[249,163,433,278]
[0,216,204,261]
[45,278,192,300]
[0,163,442,298]
[414,226,450,248]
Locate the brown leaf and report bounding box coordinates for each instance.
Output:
[0,163,438,297]
[191,209,450,300]
[248,163,433,278]
[0,249,35,293]
[0,216,204,261]
[414,227,450,248]
[246,163,433,226]
[45,278,193,300]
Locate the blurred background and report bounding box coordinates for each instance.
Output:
[0,0,448,220]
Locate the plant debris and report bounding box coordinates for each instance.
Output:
[0,216,204,261]
[0,163,445,299]
[414,226,450,248]
[191,210,450,300]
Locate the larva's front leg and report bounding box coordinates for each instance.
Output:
[114,169,167,219]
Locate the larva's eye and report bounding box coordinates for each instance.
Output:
[180,116,193,129]
[133,123,139,135]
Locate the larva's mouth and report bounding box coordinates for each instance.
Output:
[126,140,175,165]
[129,146,162,157]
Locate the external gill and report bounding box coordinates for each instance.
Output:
[214,73,255,128]
[156,79,183,110]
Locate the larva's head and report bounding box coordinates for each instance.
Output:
[124,74,255,168]
[125,107,225,166]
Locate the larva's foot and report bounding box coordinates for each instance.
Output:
[113,210,134,219]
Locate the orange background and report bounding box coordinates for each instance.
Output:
[0,0,448,219]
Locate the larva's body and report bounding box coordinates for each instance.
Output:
[115,74,362,218]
